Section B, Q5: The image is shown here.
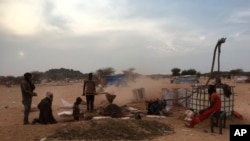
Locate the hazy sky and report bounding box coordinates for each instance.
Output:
[1,0,250,76]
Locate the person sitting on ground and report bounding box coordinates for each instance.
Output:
[32,91,57,124]
[73,97,83,121]
[185,85,221,128]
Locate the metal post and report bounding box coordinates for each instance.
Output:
[206,38,226,86]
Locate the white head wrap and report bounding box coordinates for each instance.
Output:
[46,91,53,98]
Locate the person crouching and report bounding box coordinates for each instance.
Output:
[73,97,84,121]
[32,92,57,124]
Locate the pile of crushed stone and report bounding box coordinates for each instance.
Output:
[48,119,175,141]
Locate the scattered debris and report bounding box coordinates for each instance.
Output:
[232,111,243,120]
[92,116,111,120]
[4,105,8,109]
[146,115,167,119]
[40,137,47,141]
[184,109,194,122]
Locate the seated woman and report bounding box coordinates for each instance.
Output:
[32,92,57,124]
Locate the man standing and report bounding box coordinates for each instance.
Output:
[20,72,37,124]
[83,73,96,112]
[185,84,221,127]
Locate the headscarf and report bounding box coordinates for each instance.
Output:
[46,91,53,100]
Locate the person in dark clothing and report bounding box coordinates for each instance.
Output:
[32,92,57,124]
[83,73,96,112]
[146,99,164,115]
[20,72,37,124]
[73,97,83,121]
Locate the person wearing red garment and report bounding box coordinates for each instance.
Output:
[186,84,221,127]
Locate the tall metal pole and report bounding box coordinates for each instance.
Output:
[205,38,226,86]
[218,45,221,72]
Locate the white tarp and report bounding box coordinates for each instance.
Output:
[61,99,73,108]
[60,98,86,109]
[58,111,73,116]
[126,106,141,113]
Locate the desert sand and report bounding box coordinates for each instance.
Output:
[0,77,249,141]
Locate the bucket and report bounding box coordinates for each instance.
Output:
[105,93,116,103]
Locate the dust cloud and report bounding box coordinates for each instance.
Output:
[95,76,174,106]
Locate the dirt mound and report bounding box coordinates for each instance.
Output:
[48,119,174,141]
[103,104,123,117]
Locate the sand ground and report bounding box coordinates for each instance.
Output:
[0,77,249,141]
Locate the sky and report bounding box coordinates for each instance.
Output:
[0,0,250,76]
